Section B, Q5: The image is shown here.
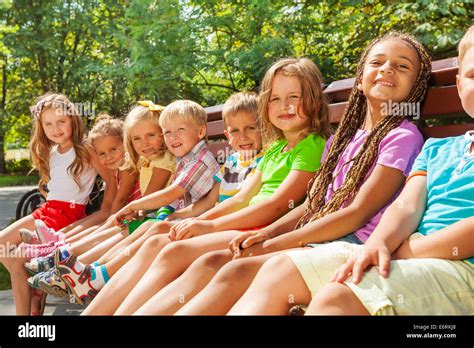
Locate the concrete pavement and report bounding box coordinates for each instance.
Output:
[0,289,83,315]
[0,185,37,229]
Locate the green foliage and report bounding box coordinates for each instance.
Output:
[0,0,472,165]
[0,174,38,187]
[5,158,32,175]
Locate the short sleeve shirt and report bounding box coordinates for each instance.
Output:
[170,140,220,210]
[322,120,424,242]
[249,133,326,205]
[409,132,474,264]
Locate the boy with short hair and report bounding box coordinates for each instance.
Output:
[301,26,474,315]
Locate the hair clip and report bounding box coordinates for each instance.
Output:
[138,100,165,113]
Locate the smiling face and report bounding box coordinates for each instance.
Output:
[40,108,73,149]
[129,119,164,159]
[93,135,125,170]
[162,119,206,157]
[360,38,420,106]
[267,73,311,135]
[224,111,262,159]
[457,47,474,118]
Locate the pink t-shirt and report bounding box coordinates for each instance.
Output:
[321,119,424,242]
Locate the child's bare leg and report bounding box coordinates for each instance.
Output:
[95,220,157,263]
[135,249,234,315]
[82,234,171,315]
[70,226,124,255]
[0,215,36,315]
[305,283,369,315]
[175,251,281,315]
[115,230,241,315]
[228,254,311,315]
[65,224,100,244]
[77,229,129,264]
[96,220,173,265]
[65,217,116,243]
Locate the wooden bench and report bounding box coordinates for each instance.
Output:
[204,57,473,161]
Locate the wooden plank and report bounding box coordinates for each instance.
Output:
[422,123,473,138]
[207,119,225,139]
[421,86,463,116]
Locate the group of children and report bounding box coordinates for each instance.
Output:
[0,27,472,316]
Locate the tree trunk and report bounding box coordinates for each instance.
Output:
[0,57,7,174]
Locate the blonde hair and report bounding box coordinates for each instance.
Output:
[159,100,207,129]
[123,105,167,172]
[458,26,474,70]
[297,32,432,228]
[88,113,124,145]
[258,58,332,147]
[29,92,89,196]
[222,92,259,127]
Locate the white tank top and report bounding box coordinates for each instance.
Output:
[46,145,97,205]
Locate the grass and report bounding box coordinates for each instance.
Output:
[0,264,11,290]
[0,175,38,187]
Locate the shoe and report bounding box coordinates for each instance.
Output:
[20,240,66,259]
[54,249,99,305]
[27,271,51,289]
[25,254,55,274]
[30,288,47,316]
[19,228,41,244]
[35,220,63,244]
[38,268,70,299]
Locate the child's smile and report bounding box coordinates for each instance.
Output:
[361,38,420,105]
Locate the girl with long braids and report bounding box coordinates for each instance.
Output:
[162,31,432,315]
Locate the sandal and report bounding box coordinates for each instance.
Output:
[24,254,55,274]
[30,288,47,316]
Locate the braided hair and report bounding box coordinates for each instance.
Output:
[296,32,432,228]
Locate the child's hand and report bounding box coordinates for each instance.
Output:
[169,219,214,241]
[114,204,136,227]
[229,230,272,259]
[330,242,391,285]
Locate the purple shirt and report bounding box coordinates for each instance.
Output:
[321,120,424,242]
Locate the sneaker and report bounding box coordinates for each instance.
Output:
[24,254,55,274]
[38,268,70,299]
[19,228,41,244]
[54,249,99,305]
[35,220,62,244]
[21,240,67,259]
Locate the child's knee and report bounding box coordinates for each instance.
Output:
[143,234,169,251]
[193,250,231,272]
[215,258,255,284]
[313,283,353,308]
[158,241,188,263]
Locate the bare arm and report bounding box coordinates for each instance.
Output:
[168,182,220,220]
[198,170,263,220]
[59,145,117,233]
[267,164,407,251]
[208,169,315,231]
[115,183,186,225]
[110,169,139,213]
[143,167,172,196]
[394,216,474,260]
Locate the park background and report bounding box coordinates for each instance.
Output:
[0,0,473,290]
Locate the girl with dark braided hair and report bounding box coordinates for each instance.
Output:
[166,32,432,315]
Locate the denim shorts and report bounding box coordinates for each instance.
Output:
[306,232,363,248]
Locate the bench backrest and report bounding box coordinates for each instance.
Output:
[204,57,473,159]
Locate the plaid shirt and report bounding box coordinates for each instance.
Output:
[170,140,220,210]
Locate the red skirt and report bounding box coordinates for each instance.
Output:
[32,200,87,231]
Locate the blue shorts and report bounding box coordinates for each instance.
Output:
[306,232,363,248]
